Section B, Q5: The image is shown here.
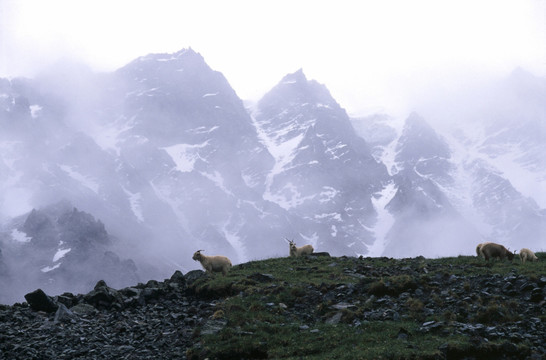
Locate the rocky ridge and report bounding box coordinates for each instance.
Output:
[1,254,544,359]
[0,202,138,305]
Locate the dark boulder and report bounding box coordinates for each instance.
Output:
[24,289,58,313]
[170,270,186,285]
[84,280,123,309]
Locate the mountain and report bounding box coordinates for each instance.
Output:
[253,69,389,255]
[0,202,137,304]
[450,68,546,248]
[1,50,326,302]
[1,49,545,303]
[381,113,482,257]
[102,48,288,262]
[355,69,546,256]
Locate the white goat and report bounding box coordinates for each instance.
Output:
[286,238,314,257]
[519,248,538,264]
[192,250,232,275]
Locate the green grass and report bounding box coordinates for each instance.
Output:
[186,253,545,359]
[189,255,359,298]
[195,319,457,360]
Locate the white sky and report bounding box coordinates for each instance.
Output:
[1,0,545,116]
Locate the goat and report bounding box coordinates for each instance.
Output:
[285,238,314,257]
[475,242,492,258]
[192,250,232,275]
[480,242,514,261]
[519,248,538,264]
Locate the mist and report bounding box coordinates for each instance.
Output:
[1,51,545,304]
[1,0,545,304]
[351,68,546,259]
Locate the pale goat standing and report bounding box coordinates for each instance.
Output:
[192,250,232,275]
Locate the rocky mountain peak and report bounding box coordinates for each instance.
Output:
[396,112,451,166]
[57,207,109,245]
[259,69,341,114]
[114,47,238,113]
[508,67,545,91]
[253,70,389,256]
[20,202,110,249]
[1,202,137,303]
[118,47,207,76]
[110,47,256,146]
[281,68,307,83]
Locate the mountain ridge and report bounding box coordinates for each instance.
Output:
[1,48,545,304]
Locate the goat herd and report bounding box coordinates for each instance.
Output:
[192,239,539,276]
[475,242,539,263]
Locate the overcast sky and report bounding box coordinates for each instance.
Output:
[1,0,544,116]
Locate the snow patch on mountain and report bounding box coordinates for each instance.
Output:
[351,114,403,175]
[201,171,234,196]
[268,182,315,210]
[122,187,144,222]
[250,111,308,208]
[380,139,400,176]
[41,263,61,273]
[163,141,209,173]
[367,182,397,256]
[319,187,339,203]
[53,247,71,262]
[29,105,42,118]
[186,126,220,135]
[323,138,350,161]
[60,165,100,193]
[220,220,246,263]
[10,229,31,243]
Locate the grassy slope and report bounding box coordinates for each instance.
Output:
[186,253,545,359]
